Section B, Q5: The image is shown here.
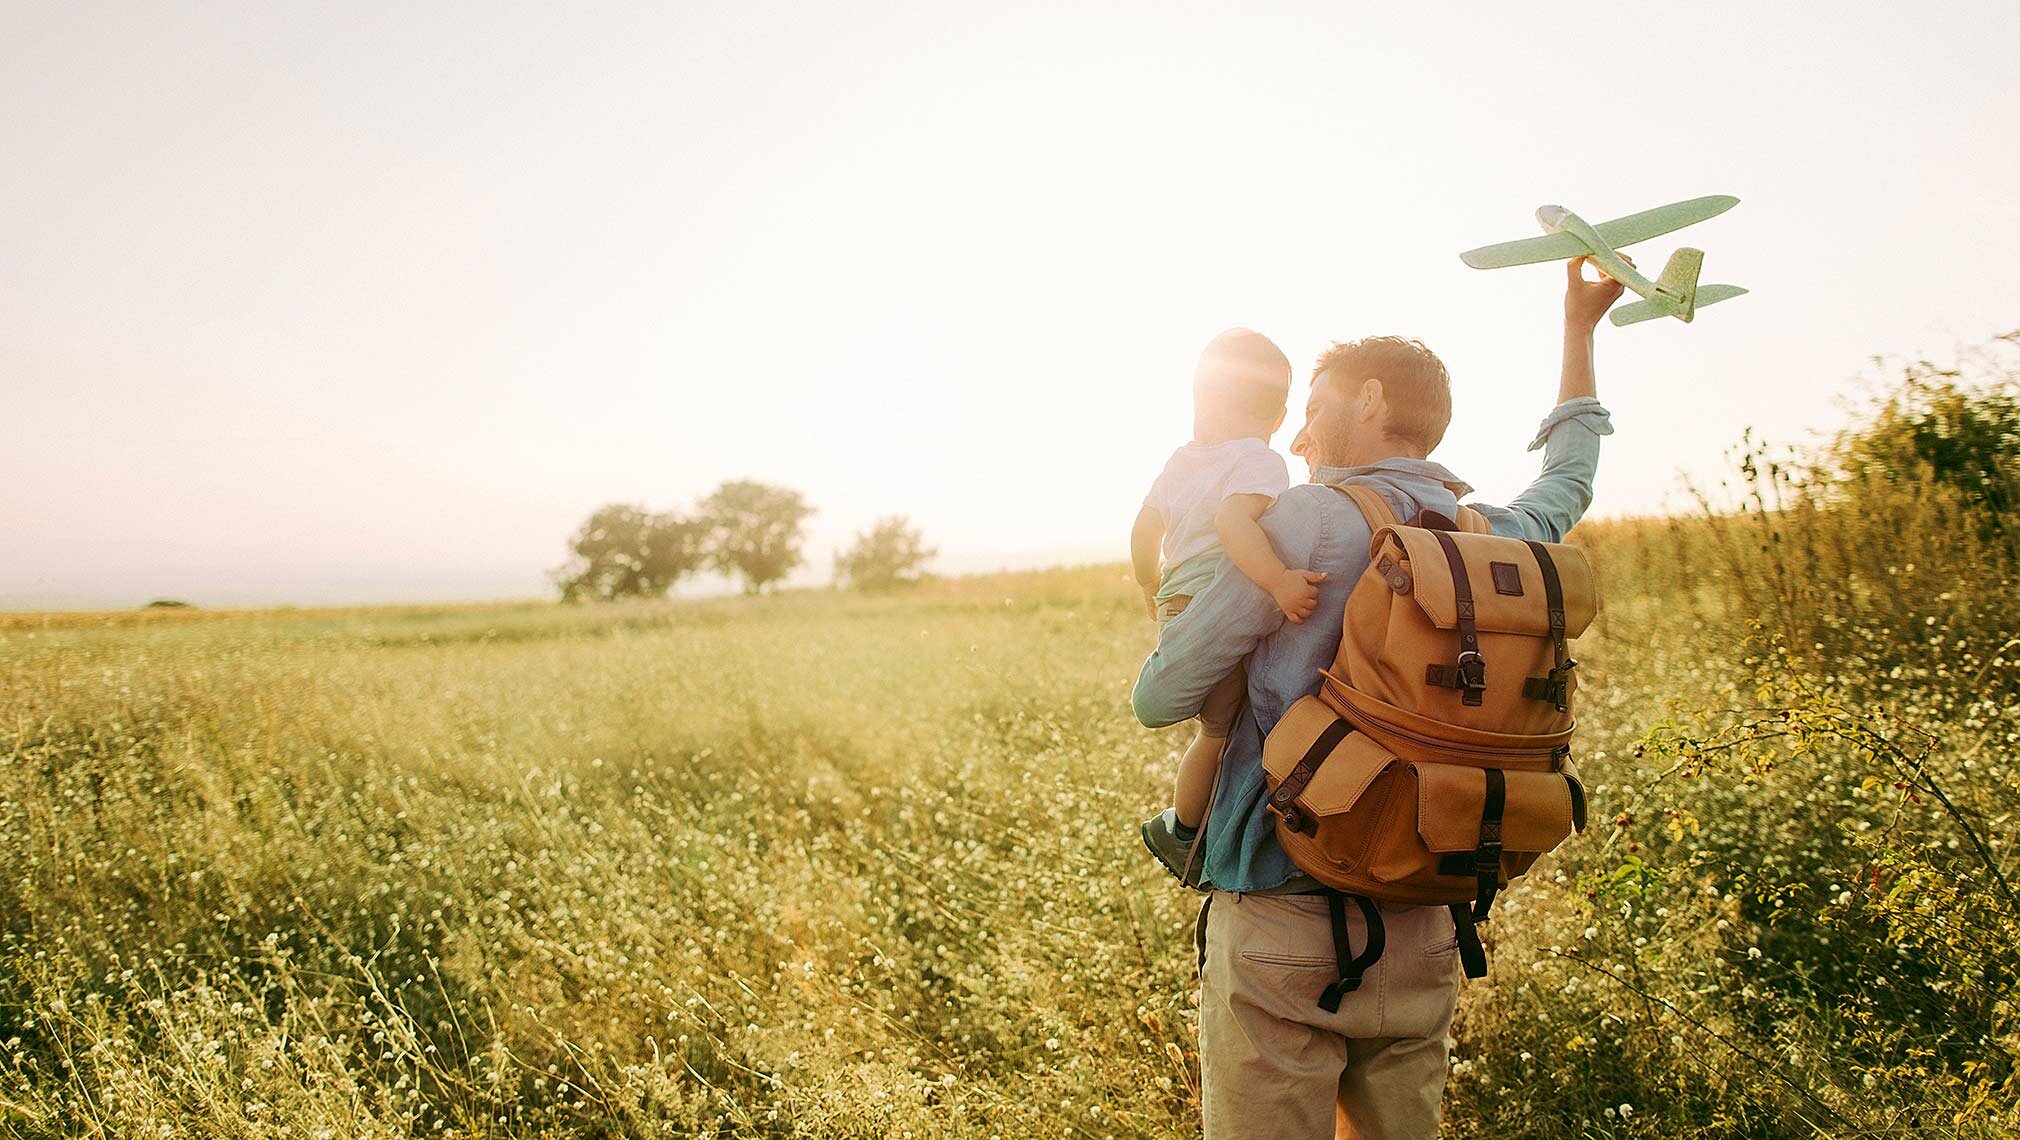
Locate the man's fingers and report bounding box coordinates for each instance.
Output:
[1568,256,1588,284]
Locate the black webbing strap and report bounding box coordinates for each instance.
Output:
[1519,540,1576,712]
[1437,853,1476,876]
[1266,717,1351,836]
[1425,531,1487,706]
[1448,904,1487,978]
[1317,893,1386,1012]
[1195,895,1212,977]
[1472,768,1505,920]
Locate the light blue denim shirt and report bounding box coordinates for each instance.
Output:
[1130,396,1614,893]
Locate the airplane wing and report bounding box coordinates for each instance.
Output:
[1459,195,1741,269]
[1459,231,1588,269]
[1589,195,1740,249]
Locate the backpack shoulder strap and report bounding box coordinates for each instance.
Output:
[1331,481,1492,535]
[1329,483,1399,531]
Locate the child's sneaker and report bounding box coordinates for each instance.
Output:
[1141,808,1205,889]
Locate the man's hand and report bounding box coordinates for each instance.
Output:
[1141,583,1160,621]
[1564,255,1628,330]
[1271,568,1327,624]
[1557,255,1628,402]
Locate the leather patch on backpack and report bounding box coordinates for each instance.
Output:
[1490,561,1523,596]
[1375,554,1411,595]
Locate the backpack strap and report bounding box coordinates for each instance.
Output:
[1471,768,1505,918]
[1265,715,1352,836]
[1335,482,1490,705]
[1330,481,1492,535]
[1520,540,1577,712]
[1448,904,1488,978]
[1422,531,1488,706]
[1332,483,1399,531]
[1195,895,1212,977]
[1317,892,1386,1012]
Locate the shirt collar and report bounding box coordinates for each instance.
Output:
[1310,457,1475,498]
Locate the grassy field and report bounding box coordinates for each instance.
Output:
[4,350,2017,1138]
[0,572,1250,1137]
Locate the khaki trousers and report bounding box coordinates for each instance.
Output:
[1200,892,1460,1140]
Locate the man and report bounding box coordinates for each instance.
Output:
[1131,258,1626,1139]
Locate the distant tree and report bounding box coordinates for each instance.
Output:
[143,599,194,609]
[701,480,815,594]
[834,516,936,591]
[553,503,705,602]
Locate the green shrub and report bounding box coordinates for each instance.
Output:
[1448,333,2020,1138]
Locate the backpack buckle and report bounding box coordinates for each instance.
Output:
[1270,794,1318,837]
[1455,650,1487,696]
[1286,804,1318,837]
[1426,652,1489,706]
[1523,658,1578,713]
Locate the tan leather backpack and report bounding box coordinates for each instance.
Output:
[1256,483,1595,1005]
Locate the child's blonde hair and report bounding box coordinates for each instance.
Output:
[1194,328,1291,437]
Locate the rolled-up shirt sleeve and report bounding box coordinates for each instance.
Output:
[1130,489,1320,727]
[1477,397,1613,542]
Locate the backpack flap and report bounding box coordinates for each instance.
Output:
[1414,760,1584,876]
[1375,527,1600,639]
[1413,762,1585,852]
[1406,762,1586,917]
[1262,696,1398,834]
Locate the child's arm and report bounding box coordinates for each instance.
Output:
[1216,494,1326,623]
[1130,506,1164,619]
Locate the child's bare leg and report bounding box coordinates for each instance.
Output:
[1173,727,1226,831]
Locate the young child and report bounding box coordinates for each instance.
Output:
[1132,328,1327,884]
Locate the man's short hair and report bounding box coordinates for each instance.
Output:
[1311,336,1453,453]
[1195,328,1292,433]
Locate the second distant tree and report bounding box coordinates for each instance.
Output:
[702,480,816,594]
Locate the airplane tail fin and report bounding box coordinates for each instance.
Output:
[1610,247,1746,325]
[1655,246,1704,308]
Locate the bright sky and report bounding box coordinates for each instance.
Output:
[4,1,2016,609]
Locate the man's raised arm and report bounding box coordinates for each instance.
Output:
[1481,256,1625,542]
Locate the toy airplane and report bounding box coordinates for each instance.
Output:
[1460,195,1746,326]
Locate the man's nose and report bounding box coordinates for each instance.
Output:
[1290,429,1310,457]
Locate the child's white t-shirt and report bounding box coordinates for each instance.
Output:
[1142,437,1291,600]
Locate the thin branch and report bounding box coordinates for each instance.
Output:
[1544,949,1851,1133]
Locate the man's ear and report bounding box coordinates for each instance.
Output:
[1358,377,1386,424]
